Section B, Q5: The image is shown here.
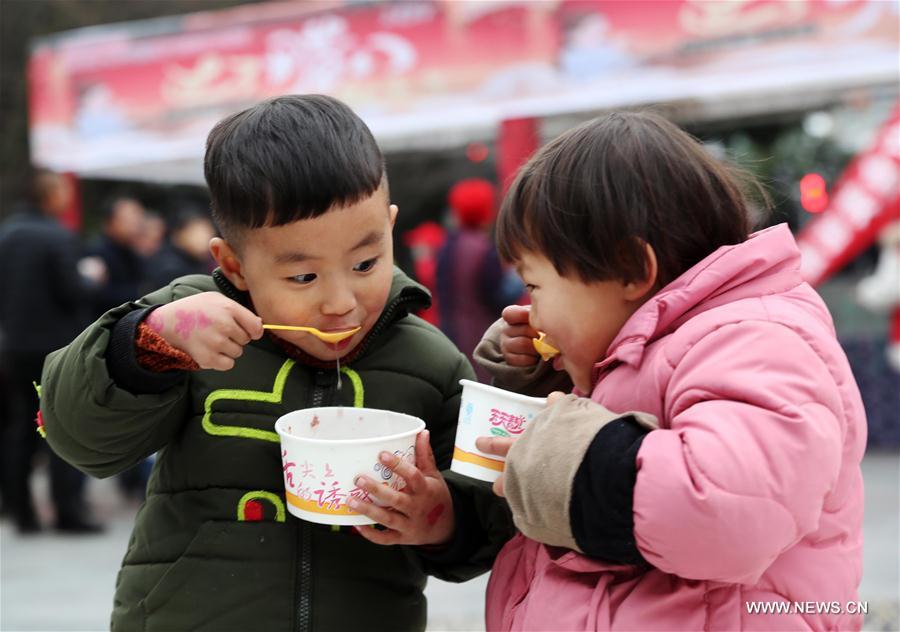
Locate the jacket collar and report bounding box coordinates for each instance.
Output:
[593,224,804,377]
[212,266,431,368]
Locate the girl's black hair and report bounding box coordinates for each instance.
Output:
[497,111,768,286]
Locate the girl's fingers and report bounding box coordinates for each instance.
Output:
[493,474,506,497]
[503,323,539,340]
[475,436,515,458]
[502,336,538,356]
[501,304,531,325]
[546,391,566,405]
[506,352,539,367]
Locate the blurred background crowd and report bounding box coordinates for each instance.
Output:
[0,1,897,630]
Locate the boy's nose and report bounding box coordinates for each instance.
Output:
[321,284,357,316]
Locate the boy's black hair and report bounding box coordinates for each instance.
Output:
[497,111,769,287]
[204,94,385,245]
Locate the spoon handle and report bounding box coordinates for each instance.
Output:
[262,324,310,332]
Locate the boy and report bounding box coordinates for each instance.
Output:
[40,95,512,631]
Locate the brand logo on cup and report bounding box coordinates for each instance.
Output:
[488,408,526,436]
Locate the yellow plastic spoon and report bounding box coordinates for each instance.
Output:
[533,332,560,361]
[263,324,361,344]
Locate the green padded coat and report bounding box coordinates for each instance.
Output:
[41,268,513,632]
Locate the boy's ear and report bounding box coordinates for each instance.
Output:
[623,240,658,301]
[210,237,249,291]
[389,204,399,227]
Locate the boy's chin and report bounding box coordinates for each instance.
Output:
[306,347,353,362]
[302,335,360,362]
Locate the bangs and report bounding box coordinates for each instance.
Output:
[496,139,627,283]
[496,168,541,266]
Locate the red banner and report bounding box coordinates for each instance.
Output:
[796,103,900,286]
[27,0,899,181]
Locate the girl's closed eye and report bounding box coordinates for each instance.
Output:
[353,257,379,273]
[524,283,537,293]
[289,272,317,285]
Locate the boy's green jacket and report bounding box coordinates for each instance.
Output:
[41,268,513,632]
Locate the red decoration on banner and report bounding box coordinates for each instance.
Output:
[26,0,899,181]
[498,117,539,193]
[796,103,900,286]
[466,142,490,163]
[60,173,82,232]
[800,173,828,214]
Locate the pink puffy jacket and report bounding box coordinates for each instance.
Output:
[485,225,866,631]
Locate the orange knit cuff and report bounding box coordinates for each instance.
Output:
[135,321,199,372]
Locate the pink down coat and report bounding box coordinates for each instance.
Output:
[486,224,867,631]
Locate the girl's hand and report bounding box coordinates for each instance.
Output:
[474,436,515,497]
[499,305,540,367]
[475,391,566,497]
[349,430,455,546]
[146,292,264,371]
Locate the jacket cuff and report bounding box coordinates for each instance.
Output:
[107,307,189,395]
[504,395,657,552]
[570,417,652,564]
[473,318,572,397]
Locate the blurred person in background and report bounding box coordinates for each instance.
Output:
[89,195,147,314]
[144,207,216,292]
[403,220,446,327]
[88,195,150,502]
[0,168,105,534]
[436,178,524,382]
[134,210,166,259]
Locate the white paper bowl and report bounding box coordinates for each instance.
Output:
[275,407,425,525]
[450,379,547,482]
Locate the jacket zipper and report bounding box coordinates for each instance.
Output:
[349,293,419,359]
[296,369,334,632]
[212,268,427,631]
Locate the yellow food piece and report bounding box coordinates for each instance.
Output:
[533,332,559,361]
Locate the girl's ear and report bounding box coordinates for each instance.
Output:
[210,237,249,291]
[623,240,658,301]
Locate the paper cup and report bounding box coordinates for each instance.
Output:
[275,407,425,525]
[450,379,547,482]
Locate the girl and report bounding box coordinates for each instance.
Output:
[473,112,866,631]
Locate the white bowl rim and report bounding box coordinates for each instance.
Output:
[459,379,548,406]
[274,406,426,445]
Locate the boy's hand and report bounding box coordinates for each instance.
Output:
[475,391,566,497]
[349,430,455,546]
[146,292,263,371]
[500,305,540,367]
